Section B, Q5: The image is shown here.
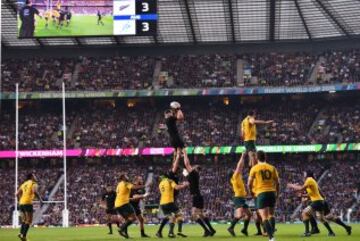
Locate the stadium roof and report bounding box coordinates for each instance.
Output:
[2,0,360,48]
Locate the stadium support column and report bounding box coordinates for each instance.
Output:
[62,82,69,228]
[12,83,20,228]
[269,0,276,41]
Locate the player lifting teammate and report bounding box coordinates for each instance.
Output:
[156,172,189,238]
[16,173,43,241]
[287,171,336,237]
[241,111,273,166]
[248,151,279,241]
[227,152,251,237]
[130,176,150,238]
[101,186,120,234]
[115,173,148,239]
[183,153,216,237]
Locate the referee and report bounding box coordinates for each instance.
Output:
[19,0,41,38]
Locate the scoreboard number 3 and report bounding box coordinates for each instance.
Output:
[142,22,150,32]
[142,2,149,12]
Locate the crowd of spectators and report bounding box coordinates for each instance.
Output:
[317,49,360,84]
[73,56,154,90]
[159,55,236,88]
[242,52,317,86]
[2,49,359,92]
[0,153,358,226]
[1,97,359,150]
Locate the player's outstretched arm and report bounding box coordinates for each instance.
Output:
[249,117,273,125]
[171,148,181,173]
[33,184,43,203]
[183,150,192,172]
[234,152,246,174]
[174,181,189,190]
[287,183,307,192]
[247,168,255,197]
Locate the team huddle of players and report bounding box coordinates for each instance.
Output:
[16,101,353,241]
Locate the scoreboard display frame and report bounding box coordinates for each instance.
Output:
[17,0,157,38]
[113,0,157,36]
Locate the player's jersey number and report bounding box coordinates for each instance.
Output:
[260,170,272,180]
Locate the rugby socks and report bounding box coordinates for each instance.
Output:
[243,218,250,232]
[269,216,275,231]
[229,218,239,229]
[309,216,318,230]
[323,221,334,234]
[203,217,215,232]
[263,219,273,239]
[23,224,30,237]
[20,224,26,236]
[196,219,209,232]
[108,223,113,233]
[120,220,132,232]
[304,219,310,233]
[178,220,183,233]
[334,218,348,229]
[157,218,169,234]
[169,222,175,234]
[255,221,262,234]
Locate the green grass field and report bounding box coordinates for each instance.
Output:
[18,15,113,37]
[0,224,359,241]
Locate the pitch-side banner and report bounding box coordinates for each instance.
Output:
[0,143,358,158]
[1,83,359,100]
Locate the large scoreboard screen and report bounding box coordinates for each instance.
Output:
[17,0,157,38]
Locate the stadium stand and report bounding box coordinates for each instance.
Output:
[2,49,359,92]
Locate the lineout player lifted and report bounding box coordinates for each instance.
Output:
[162,101,188,237]
[241,110,273,167]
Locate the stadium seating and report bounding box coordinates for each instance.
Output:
[1,98,359,150]
[2,49,359,92]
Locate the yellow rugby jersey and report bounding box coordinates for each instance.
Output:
[159,178,177,205]
[231,172,247,198]
[44,11,52,18]
[19,180,37,205]
[249,162,278,196]
[252,178,258,197]
[304,177,323,202]
[115,181,133,207]
[241,116,256,141]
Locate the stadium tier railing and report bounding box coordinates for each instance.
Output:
[0,82,359,100]
[0,143,359,159]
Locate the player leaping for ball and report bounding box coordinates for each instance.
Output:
[227,152,252,237]
[241,111,273,167]
[183,152,216,237]
[16,173,44,241]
